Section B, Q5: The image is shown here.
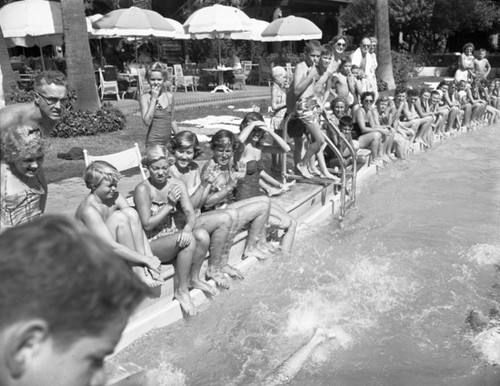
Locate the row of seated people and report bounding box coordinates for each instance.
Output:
[267,49,500,174]
[0,115,297,317]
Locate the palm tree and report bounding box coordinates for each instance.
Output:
[0,25,17,99]
[61,0,100,111]
[376,0,395,90]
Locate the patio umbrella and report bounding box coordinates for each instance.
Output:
[183,4,252,65]
[261,15,322,42]
[232,18,269,41]
[166,18,189,40]
[0,0,63,70]
[86,14,103,38]
[92,7,176,39]
[92,7,176,62]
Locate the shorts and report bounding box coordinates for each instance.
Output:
[295,96,320,126]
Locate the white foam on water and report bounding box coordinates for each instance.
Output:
[472,326,500,365]
[282,256,418,355]
[179,115,241,128]
[464,244,500,266]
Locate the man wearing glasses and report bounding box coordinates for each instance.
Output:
[0,71,67,138]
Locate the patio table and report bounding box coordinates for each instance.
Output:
[201,67,234,93]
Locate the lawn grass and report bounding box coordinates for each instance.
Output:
[44,98,270,183]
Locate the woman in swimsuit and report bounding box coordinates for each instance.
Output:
[353,91,387,168]
[168,131,243,289]
[134,145,216,316]
[234,112,297,253]
[139,62,178,149]
[1,125,47,233]
[201,130,274,261]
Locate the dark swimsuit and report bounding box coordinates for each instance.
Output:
[234,159,265,201]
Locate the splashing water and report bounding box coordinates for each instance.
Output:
[109,127,500,385]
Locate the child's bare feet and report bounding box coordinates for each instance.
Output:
[222,264,244,279]
[206,266,230,289]
[243,246,271,260]
[190,278,218,296]
[132,266,162,288]
[174,289,197,316]
[320,170,340,182]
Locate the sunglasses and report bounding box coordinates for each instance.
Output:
[37,93,68,106]
[336,42,346,47]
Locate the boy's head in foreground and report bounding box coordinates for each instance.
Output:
[0,215,150,386]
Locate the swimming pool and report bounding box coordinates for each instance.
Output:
[109,125,500,386]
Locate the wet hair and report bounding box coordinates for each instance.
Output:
[0,215,150,347]
[169,131,203,160]
[407,89,420,98]
[360,91,375,102]
[1,125,45,163]
[431,90,441,96]
[33,70,67,93]
[463,42,475,52]
[142,144,169,167]
[240,112,266,147]
[210,129,238,151]
[321,44,334,57]
[437,80,448,89]
[340,55,352,66]
[272,65,286,80]
[339,115,354,128]
[304,40,321,54]
[84,160,122,190]
[370,36,378,44]
[419,87,431,96]
[376,95,390,105]
[395,86,408,95]
[146,62,166,80]
[479,48,487,54]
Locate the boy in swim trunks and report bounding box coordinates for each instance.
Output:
[75,161,162,288]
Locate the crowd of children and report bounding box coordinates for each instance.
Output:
[1,40,499,326]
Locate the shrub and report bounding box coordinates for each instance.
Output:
[52,102,126,138]
[391,50,428,87]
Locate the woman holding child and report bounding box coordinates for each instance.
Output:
[134,145,216,315]
[1,125,47,233]
[139,62,178,149]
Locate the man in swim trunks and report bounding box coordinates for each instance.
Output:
[331,56,359,113]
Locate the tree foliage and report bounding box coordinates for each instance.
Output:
[340,0,500,52]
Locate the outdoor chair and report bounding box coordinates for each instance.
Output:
[184,63,200,90]
[233,62,252,90]
[173,64,196,92]
[83,142,147,181]
[166,66,175,92]
[258,60,273,86]
[98,66,120,100]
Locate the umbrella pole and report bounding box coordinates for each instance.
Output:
[99,39,104,67]
[37,39,46,71]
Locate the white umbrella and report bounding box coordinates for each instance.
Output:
[261,15,322,42]
[183,4,252,64]
[166,18,189,40]
[232,18,269,41]
[92,7,176,38]
[0,0,63,53]
[86,14,103,37]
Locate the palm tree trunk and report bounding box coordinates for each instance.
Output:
[0,25,18,98]
[376,0,396,91]
[61,0,100,111]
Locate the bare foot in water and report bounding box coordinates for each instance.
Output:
[243,246,272,260]
[190,278,218,296]
[174,289,197,316]
[222,264,244,279]
[132,266,162,288]
[206,267,230,289]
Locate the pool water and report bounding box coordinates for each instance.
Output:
[109,125,500,386]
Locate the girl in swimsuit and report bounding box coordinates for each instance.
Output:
[201,130,275,261]
[139,62,178,149]
[1,125,47,233]
[234,112,297,253]
[168,131,244,289]
[134,145,216,316]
